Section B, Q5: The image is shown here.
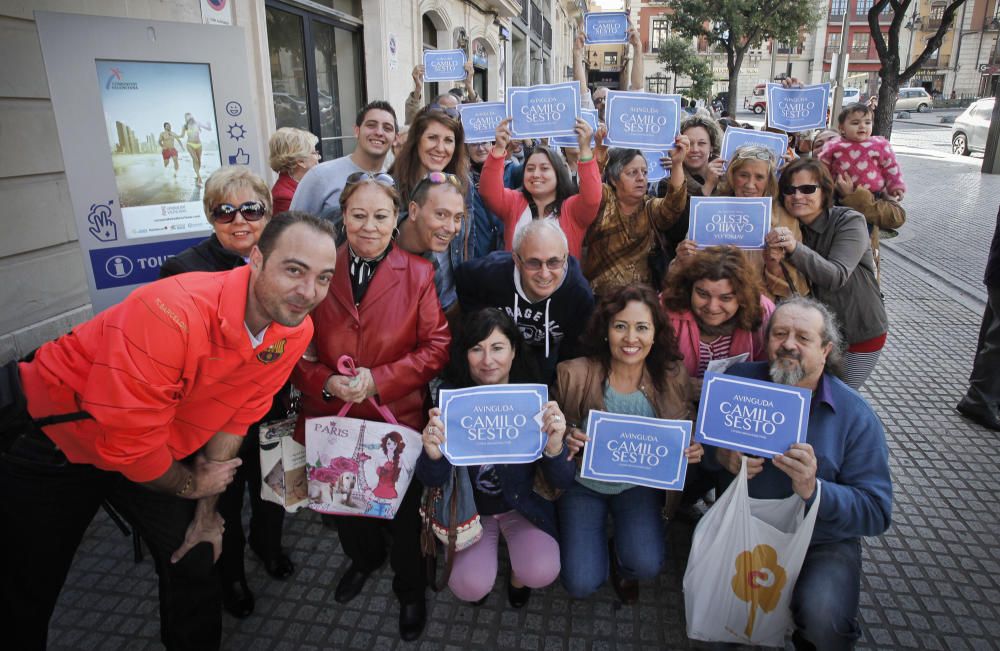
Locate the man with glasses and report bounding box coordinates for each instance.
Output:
[456,219,594,381]
[0,213,339,650]
[396,171,468,311]
[291,101,398,235]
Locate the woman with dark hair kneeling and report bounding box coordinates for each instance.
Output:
[555,285,704,603]
[417,309,574,607]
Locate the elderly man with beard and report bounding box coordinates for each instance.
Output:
[711,296,892,651]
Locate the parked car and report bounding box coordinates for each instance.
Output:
[744,84,766,114]
[829,87,861,109]
[895,87,933,112]
[951,97,995,156]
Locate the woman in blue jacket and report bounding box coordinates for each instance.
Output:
[416,308,574,608]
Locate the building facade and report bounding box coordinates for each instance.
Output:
[0,0,584,360]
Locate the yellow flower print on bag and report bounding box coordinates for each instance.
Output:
[731,544,788,638]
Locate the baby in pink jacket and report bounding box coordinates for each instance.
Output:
[817,103,905,202]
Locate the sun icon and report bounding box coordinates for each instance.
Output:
[227,123,246,141]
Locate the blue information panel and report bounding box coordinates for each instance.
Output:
[423,49,467,82]
[580,410,690,491]
[688,197,772,249]
[459,102,507,144]
[506,82,581,139]
[584,12,629,44]
[440,384,548,466]
[89,236,206,290]
[694,372,811,458]
[605,91,681,149]
[766,83,831,132]
[643,150,671,182]
[550,108,599,148]
[719,126,788,170]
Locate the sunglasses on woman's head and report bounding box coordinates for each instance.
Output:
[211,201,267,223]
[345,171,396,187]
[428,104,460,119]
[736,149,776,162]
[781,184,820,195]
[413,171,463,195]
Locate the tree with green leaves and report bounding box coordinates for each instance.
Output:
[868,0,970,139]
[656,36,715,100]
[668,0,821,116]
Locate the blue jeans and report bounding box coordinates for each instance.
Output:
[556,481,665,598]
[791,538,863,651]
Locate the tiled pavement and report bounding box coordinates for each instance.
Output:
[45,156,1000,650]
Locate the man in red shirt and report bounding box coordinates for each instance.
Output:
[0,212,337,650]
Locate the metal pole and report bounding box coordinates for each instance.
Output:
[769,38,778,80]
[982,76,1000,174]
[831,4,851,121]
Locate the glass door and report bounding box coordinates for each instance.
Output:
[266,1,364,160]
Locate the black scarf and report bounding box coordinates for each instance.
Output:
[349,244,391,305]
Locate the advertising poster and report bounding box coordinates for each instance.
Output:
[96,60,220,241]
[423,49,468,82]
[580,410,691,490]
[459,102,508,144]
[695,372,811,458]
[439,384,548,465]
[605,91,681,149]
[719,127,788,170]
[644,150,671,182]
[550,108,599,148]
[688,197,772,249]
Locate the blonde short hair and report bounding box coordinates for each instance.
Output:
[202,166,272,222]
[268,127,319,175]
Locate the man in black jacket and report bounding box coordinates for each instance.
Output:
[958,205,1000,430]
[456,219,595,382]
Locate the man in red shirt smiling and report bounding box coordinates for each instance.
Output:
[0,212,337,650]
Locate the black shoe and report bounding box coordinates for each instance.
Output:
[608,540,638,605]
[398,599,426,641]
[334,564,371,604]
[253,547,295,580]
[507,580,531,609]
[221,579,255,618]
[956,400,1000,431]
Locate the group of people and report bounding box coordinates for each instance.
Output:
[158,113,212,187]
[2,61,905,651]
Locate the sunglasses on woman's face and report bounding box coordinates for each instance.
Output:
[781,184,820,196]
[211,200,267,223]
[345,171,396,187]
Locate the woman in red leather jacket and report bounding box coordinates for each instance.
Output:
[292,172,450,641]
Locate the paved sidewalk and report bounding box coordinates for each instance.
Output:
[44,160,1000,650]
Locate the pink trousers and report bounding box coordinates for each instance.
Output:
[447,509,560,602]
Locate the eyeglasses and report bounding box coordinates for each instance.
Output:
[346,171,396,187]
[516,253,567,272]
[428,104,460,119]
[211,200,267,223]
[781,184,820,195]
[735,149,776,162]
[413,171,463,195]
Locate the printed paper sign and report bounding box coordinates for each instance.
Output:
[550,108,599,148]
[766,83,830,132]
[719,127,788,170]
[459,102,507,144]
[694,372,811,458]
[424,49,467,82]
[605,91,681,149]
[643,150,671,182]
[506,82,581,139]
[584,12,629,44]
[440,384,548,465]
[580,410,690,491]
[688,196,772,249]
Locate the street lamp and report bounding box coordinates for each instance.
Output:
[904,7,923,72]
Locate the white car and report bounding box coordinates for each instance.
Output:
[830,88,861,109]
[895,87,933,112]
[951,97,995,156]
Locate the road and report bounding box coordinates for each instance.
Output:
[42,113,1000,651]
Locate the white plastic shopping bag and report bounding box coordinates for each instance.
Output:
[304,397,421,520]
[683,457,821,646]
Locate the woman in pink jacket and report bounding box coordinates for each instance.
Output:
[479,117,601,260]
[660,246,774,398]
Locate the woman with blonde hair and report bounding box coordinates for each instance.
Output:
[268,127,320,213]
